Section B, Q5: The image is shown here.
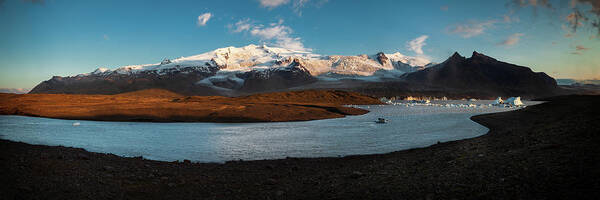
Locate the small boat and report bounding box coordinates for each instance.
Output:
[72,122,80,126]
[375,118,387,123]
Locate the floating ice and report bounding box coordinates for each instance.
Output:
[380,98,529,110]
[493,97,503,105]
[505,97,524,106]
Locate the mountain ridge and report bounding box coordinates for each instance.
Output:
[398,51,558,98]
[29,45,559,99]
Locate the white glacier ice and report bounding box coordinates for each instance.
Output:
[505,97,524,106]
[75,44,431,78]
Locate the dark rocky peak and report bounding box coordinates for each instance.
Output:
[289,58,311,72]
[210,58,226,69]
[290,58,303,67]
[376,52,389,65]
[274,57,297,66]
[445,52,466,63]
[161,58,172,65]
[470,51,497,62]
[275,57,309,71]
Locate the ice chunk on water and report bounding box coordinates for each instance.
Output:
[505,97,524,106]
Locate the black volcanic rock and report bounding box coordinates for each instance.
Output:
[238,59,316,92]
[400,51,558,98]
[376,52,390,66]
[394,61,421,73]
[160,58,172,65]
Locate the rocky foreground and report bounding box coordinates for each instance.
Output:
[1,95,600,199]
[0,89,381,122]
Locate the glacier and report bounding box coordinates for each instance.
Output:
[82,44,432,79]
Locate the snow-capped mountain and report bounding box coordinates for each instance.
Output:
[30,44,432,95]
[85,44,429,77]
[29,46,560,98]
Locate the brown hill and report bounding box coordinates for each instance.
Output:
[0,89,381,122]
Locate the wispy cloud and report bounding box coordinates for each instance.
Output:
[293,0,309,15]
[572,45,590,55]
[576,45,589,51]
[259,0,289,9]
[197,13,212,26]
[503,14,520,23]
[406,35,428,55]
[0,88,30,94]
[258,0,327,15]
[448,20,496,38]
[498,33,524,46]
[230,19,310,51]
[231,19,252,33]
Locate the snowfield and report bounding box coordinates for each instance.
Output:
[78,44,433,79]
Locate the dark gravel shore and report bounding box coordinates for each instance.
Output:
[1,95,599,199]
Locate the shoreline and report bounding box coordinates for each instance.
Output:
[1,95,599,199]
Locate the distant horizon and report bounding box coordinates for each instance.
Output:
[1,0,599,89]
[2,75,599,95]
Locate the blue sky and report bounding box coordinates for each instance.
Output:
[1,0,599,89]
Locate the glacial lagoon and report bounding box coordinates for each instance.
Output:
[0,100,540,163]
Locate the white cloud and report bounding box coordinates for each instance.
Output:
[406,35,428,55]
[448,20,496,38]
[197,13,212,26]
[231,19,252,33]
[0,88,30,94]
[259,0,289,9]
[293,0,309,15]
[230,19,310,51]
[259,0,328,15]
[498,33,524,46]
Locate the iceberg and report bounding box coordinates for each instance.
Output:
[493,97,503,105]
[505,97,524,106]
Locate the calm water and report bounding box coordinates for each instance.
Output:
[0,100,539,163]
